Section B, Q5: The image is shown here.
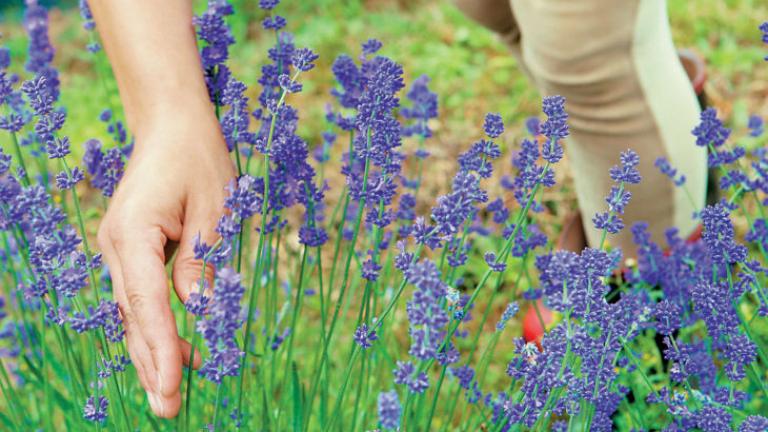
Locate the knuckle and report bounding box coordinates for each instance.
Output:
[117,302,136,327]
[125,289,148,313]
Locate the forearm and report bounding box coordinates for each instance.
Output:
[88,0,214,142]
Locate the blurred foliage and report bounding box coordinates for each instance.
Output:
[1,0,766,148]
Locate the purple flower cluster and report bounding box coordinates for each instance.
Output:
[694,108,746,169]
[82,139,125,197]
[377,390,401,430]
[655,156,687,186]
[69,300,125,343]
[83,395,109,423]
[194,1,235,99]
[403,260,449,364]
[353,323,378,349]
[197,267,246,384]
[24,1,59,101]
[593,150,641,236]
[401,75,438,138]
[394,360,429,394]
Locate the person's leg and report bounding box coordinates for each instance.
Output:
[509,0,707,254]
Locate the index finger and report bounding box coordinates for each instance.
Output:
[112,226,183,417]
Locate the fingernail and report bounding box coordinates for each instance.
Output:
[148,392,165,417]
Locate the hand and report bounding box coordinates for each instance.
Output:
[97,109,235,418]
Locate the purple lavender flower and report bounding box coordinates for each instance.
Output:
[610,150,642,184]
[194,2,235,99]
[701,202,747,266]
[0,47,9,70]
[746,218,768,251]
[82,140,125,197]
[377,390,401,430]
[653,300,682,336]
[24,1,60,101]
[298,225,328,247]
[484,252,506,272]
[401,75,438,138]
[78,0,95,31]
[46,136,70,159]
[0,71,12,101]
[224,175,261,219]
[483,113,504,138]
[198,267,246,384]
[262,16,286,31]
[259,0,280,10]
[762,21,768,60]
[496,302,519,331]
[292,48,319,72]
[393,360,429,393]
[361,259,382,282]
[185,292,210,316]
[506,98,565,211]
[451,365,475,389]
[457,139,501,179]
[0,149,9,177]
[354,323,378,349]
[593,150,641,235]
[692,108,745,168]
[541,95,568,163]
[430,171,488,239]
[67,301,124,342]
[270,327,291,351]
[740,415,768,432]
[655,156,686,186]
[361,39,383,57]
[694,406,732,432]
[722,333,756,381]
[525,116,540,136]
[83,395,108,422]
[690,281,740,339]
[404,260,450,361]
[220,78,256,153]
[748,115,764,137]
[55,166,85,190]
[693,108,731,148]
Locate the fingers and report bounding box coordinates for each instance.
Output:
[101,221,183,418]
[98,241,154,395]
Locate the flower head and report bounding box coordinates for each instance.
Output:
[354,323,378,349]
[496,302,520,331]
[748,115,764,137]
[198,267,246,384]
[83,395,108,423]
[377,390,401,430]
[693,108,730,148]
[483,113,504,138]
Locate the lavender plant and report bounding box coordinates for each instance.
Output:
[0,1,767,431]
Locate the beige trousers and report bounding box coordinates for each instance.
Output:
[456,0,707,253]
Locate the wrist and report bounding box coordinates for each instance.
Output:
[130,92,223,145]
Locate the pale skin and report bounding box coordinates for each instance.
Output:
[88,0,234,418]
